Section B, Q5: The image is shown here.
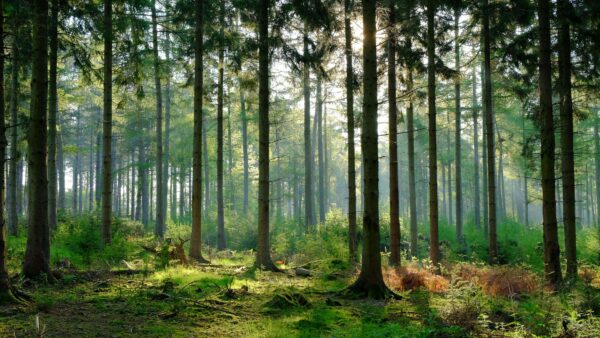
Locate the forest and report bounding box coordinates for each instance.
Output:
[0,0,600,336]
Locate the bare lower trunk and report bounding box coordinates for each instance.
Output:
[8,31,20,236]
[453,8,463,242]
[255,0,277,270]
[151,0,164,238]
[344,0,357,263]
[348,0,391,298]
[48,0,58,230]
[483,0,497,263]
[24,0,51,278]
[101,0,113,244]
[216,0,226,250]
[388,0,400,267]
[427,0,440,270]
[538,0,562,288]
[303,24,316,229]
[406,66,418,258]
[189,0,208,263]
[472,67,480,230]
[558,0,577,278]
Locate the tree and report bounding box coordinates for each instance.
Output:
[101,0,113,245]
[557,0,577,279]
[482,0,497,264]
[454,7,463,243]
[538,0,562,288]
[152,0,165,239]
[472,67,480,231]
[427,0,440,270]
[217,0,226,250]
[23,0,51,278]
[0,0,13,301]
[346,0,393,298]
[387,0,400,267]
[190,0,209,263]
[48,0,59,230]
[344,0,357,264]
[255,0,278,271]
[303,22,316,229]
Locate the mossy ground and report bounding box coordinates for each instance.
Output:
[2,253,599,337]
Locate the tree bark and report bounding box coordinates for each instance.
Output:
[189,0,209,263]
[348,0,391,298]
[344,0,357,263]
[454,8,463,242]
[558,0,577,278]
[255,0,277,271]
[151,0,165,238]
[483,0,497,263]
[73,111,81,215]
[317,76,325,223]
[427,0,440,270]
[240,85,249,214]
[538,0,562,288]
[0,0,13,299]
[48,0,59,230]
[406,65,418,258]
[8,29,20,236]
[217,0,226,250]
[472,67,480,230]
[303,23,316,229]
[387,0,400,267]
[101,0,113,244]
[24,0,51,278]
[202,120,210,217]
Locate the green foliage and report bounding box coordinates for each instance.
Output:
[49,214,140,269]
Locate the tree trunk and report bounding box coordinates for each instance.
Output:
[427,0,440,270]
[24,0,50,278]
[139,137,149,227]
[594,118,600,262]
[130,152,136,220]
[0,0,13,299]
[558,0,577,278]
[472,67,480,230]
[95,133,102,207]
[345,0,357,263]
[255,0,277,271]
[58,121,65,212]
[179,167,185,221]
[240,85,249,214]
[317,76,325,223]
[227,93,234,211]
[48,0,58,230]
[202,120,210,216]
[73,111,81,215]
[454,8,463,242]
[189,0,209,263]
[164,29,172,225]
[217,0,226,250]
[387,0,400,267]
[538,0,562,288]
[151,0,164,238]
[8,29,20,236]
[101,0,113,244]
[88,132,94,211]
[483,0,497,263]
[348,0,391,298]
[406,65,418,258]
[304,23,316,229]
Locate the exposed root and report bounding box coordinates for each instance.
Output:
[341,278,402,300]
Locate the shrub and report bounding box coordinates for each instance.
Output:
[479,266,538,298]
[385,265,449,293]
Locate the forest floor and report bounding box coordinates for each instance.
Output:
[2,251,600,338]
